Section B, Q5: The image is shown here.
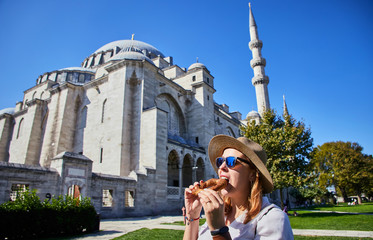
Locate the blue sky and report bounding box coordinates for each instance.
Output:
[0,0,372,155]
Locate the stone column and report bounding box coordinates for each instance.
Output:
[192,157,197,184]
[178,162,183,198]
[0,114,14,162]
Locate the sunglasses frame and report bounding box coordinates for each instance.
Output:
[215,156,251,169]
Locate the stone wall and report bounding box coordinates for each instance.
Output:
[0,162,59,203]
[0,153,184,219]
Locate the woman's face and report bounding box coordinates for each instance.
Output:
[218,148,255,199]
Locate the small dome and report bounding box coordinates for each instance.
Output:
[37,67,95,85]
[188,62,206,71]
[58,67,96,73]
[108,51,154,65]
[0,107,15,116]
[246,110,260,119]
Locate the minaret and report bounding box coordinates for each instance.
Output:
[248,3,270,117]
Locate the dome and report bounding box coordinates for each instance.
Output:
[246,110,260,119]
[93,40,164,58]
[188,62,206,71]
[82,39,164,68]
[0,107,15,116]
[108,51,154,65]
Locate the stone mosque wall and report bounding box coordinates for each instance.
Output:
[0,39,244,218]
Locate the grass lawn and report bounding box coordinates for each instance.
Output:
[296,202,373,213]
[288,211,373,231]
[112,228,372,240]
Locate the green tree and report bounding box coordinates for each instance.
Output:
[311,141,372,204]
[241,109,313,208]
[361,154,373,200]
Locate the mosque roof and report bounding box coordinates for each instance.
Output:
[58,67,96,73]
[246,110,260,119]
[93,40,165,58]
[0,108,15,116]
[188,62,206,71]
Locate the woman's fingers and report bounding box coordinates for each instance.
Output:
[198,189,226,230]
[198,189,223,207]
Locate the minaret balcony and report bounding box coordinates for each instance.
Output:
[252,75,269,86]
[250,57,266,68]
[249,40,263,50]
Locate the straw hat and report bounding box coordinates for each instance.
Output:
[208,135,273,193]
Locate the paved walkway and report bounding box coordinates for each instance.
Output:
[68,215,373,239]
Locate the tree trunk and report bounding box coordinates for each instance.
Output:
[339,187,348,203]
[357,194,362,205]
[280,188,284,209]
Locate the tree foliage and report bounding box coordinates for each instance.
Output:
[241,109,313,206]
[311,141,373,204]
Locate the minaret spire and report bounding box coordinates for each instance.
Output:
[248,3,270,117]
[283,95,289,116]
[249,3,257,27]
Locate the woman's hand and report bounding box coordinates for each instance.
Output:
[184,181,203,219]
[198,189,226,230]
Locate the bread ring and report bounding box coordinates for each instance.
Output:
[191,177,228,196]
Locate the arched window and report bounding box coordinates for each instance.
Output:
[226,127,236,138]
[155,94,186,138]
[78,74,85,83]
[16,118,24,139]
[101,99,107,123]
[67,73,73,82]
[32,91,37,100]
[40,91,44,99]
[68,185,81,200]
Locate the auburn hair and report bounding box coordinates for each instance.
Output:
[223,161,263,224]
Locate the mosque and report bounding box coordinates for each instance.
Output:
[0,5,284,217]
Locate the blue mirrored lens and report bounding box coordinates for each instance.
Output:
[216,157,224,168]
[226,157,236,168]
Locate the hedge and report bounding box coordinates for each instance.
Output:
[0,190,99,239]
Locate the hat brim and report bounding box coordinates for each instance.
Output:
[208,135,273,194]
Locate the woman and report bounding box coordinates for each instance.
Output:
[183,135,293,239]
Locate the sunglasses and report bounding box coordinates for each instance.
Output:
[216,156,251,169]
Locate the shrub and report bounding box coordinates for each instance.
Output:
[0,190,99,239]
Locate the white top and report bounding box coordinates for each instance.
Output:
[198,197,294,240]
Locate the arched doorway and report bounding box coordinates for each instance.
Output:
[167,150,180,187]
[196,157,205,182]
[167,150,181,199]
[182,154,193,187]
